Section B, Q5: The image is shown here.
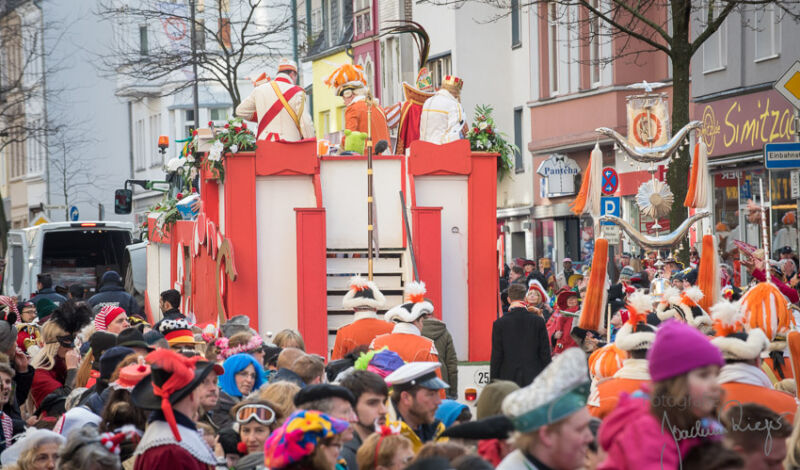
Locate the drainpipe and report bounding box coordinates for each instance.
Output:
[32,0,50,218]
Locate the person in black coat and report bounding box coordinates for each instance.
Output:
[86,271,143,317]
[34,274,68,305]
[490,283,551,387]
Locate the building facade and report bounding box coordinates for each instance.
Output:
[691,4,800,267]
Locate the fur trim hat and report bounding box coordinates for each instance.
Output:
[710,300,769,361]
[325,64,367,96]
[615,291,658,352]
[384,281,434,323]
[342,276,386,310]
[656,286,712,332]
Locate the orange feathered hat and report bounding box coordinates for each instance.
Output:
[325,64,367,96]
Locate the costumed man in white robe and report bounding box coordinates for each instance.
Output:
[235,58,315,141]
[419,75,466,144]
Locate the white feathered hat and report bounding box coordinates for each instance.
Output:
[710,300,769,361]
[384,281,434,323]
[615,290,658,352]
[342,275,386,310]
[656,286,712,332]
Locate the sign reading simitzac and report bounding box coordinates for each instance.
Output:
[696,89,797,158]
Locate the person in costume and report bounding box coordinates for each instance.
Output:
[709,300,796,423]
[158,318,205,350]
[235,58,315,142]
[131,349,223,469]
[588,291,656,419]
[491,283,550,387]
[355,427,415,470]
[325,64,390,152]
[213,353,267,430]
[371,281,439,365]
[545,289,579,356]
[597,319,725,469]
[264,409,350,470]
[391,69,435,154]
[525,280,552,321]
[94,305,131,334]
[655,285,713,334]
[585,343,625,416]
[498,348,593,470]
[332,276,393,360]
[384,362,449,451]
[740,280,796,381]
[419,76,466,145]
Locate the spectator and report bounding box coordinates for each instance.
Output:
[34,274,68,306]
[0,429,65,469]
[0,320,34,424]
[294,384,358,451]
[274,329,305,350]
[270,348,307,386]
[94,306,131,334]
[434,400,471,428]
[491,283,550,387]
[721,404,790,470]
[555,258,575,290]
[231,398,282,458]
[86,271,143,317]
[259,381,301,426]
[263,410,349,470]
[218,331,265,364]
[159,289,183,320]
[292,354,325,385]
[356,431,414,470]
[421,317,458,395]
[67,284,85,300]
[195,358,223,432]
[339,370,389,470]
[57,426,121,470]
[416,442,469,463]
[0,362,22,453]
[214,353,267,429]
[385,362,448,451]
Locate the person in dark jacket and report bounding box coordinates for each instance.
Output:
[86,271,143,317]
[490,283,551,387]
[159,289,184,320]
[421,317,458,396]
[35,273,68,305]
[0,321,34,423]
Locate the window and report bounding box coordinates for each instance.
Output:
[311,8,323,35]
[588,0,601,87]
[514,108,524,173]
[354,0,371,37]
[320,111,330,135]
[548,2,559,94]
[139,25,148,55]
[358,56,375,95]
[135,119,146,171]
[755,5,780,61]
[185,109,195,122]
[382,38,403,103]
[210,108,228,121]
[425,54,452,91]
[702,3,726,73]
[329,0,340,44]
[511,0,520,47]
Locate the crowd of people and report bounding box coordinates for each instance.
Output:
[4,235,800,470]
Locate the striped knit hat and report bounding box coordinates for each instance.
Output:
[95,306,126,331]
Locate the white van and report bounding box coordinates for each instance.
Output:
[4,221,136,300]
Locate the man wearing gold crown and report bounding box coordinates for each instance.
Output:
[326,64,390,151]
[235,58,315,142]
[419,75,466,144]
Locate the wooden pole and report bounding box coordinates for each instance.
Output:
[606,303,612,343]
[367,91,374,280]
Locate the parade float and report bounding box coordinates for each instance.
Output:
[129,124,499,369]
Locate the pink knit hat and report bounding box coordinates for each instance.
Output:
[95,306,126,331]
[647,319,724,382]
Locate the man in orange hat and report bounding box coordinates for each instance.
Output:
[235,57,315,142]
[420,75,466,144]
[325,64,390,151]
[331,276,393,360]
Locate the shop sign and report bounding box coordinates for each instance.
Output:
[537,154,581,198]
[697,89,797,158]
[714,171,739,188]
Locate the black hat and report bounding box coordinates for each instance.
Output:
[440,415,514,440]
[89,331,118,368]
[683,268,698,285]
[132,355,224,411]
[405,457,451,470]
[117,327,153,351]
[143,329,166,346]
[99,346,135,380]
[293,384,356,408]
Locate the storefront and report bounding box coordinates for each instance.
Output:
[694,88,798,276]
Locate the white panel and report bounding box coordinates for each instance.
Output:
[158,244,171,293]
[256,176,317,336]
[415,176,469,359]
[321,159,403,249]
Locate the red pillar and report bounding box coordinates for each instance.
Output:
[224,154,260,328]
[468,154,498,361]
[295,208,328,357]
[412,207,443,319]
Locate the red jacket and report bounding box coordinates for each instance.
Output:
[31,356,69,408]
[545,311,578,356]
[134,445,213,470]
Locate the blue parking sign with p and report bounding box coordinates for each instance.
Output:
[601,197,620,226]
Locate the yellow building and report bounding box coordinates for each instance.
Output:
[311,52,351,139]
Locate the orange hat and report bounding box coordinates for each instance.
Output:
[114,360,152,391]
[783,211,796,225]
[588,343,626,380]
[741,282,795,341]
[325,64,367,96]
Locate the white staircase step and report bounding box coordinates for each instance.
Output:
[326,256,402,274]
[326,294,403,311]
[327,274,403,290]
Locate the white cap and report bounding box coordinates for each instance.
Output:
[385,362,449,390]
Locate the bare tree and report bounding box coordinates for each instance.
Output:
[96,0,293,108]
[48,129,109,221]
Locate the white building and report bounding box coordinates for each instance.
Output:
[412,0,535,264]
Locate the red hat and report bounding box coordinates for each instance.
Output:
[556,289,578,311]
[527,280,550,305]
[95,306,126,331]
[113,360,152,391]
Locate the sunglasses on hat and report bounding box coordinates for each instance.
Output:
[235,404,276,426]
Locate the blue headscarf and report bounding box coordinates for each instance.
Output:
[435,399,468,428]
[219,353,266,397]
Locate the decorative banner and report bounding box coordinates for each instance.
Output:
[626,94,670,148]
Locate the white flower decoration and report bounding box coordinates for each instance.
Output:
[230,144,239,154]
[208,140,224,162]
[166,157,186,172]
[478,121,487,130]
